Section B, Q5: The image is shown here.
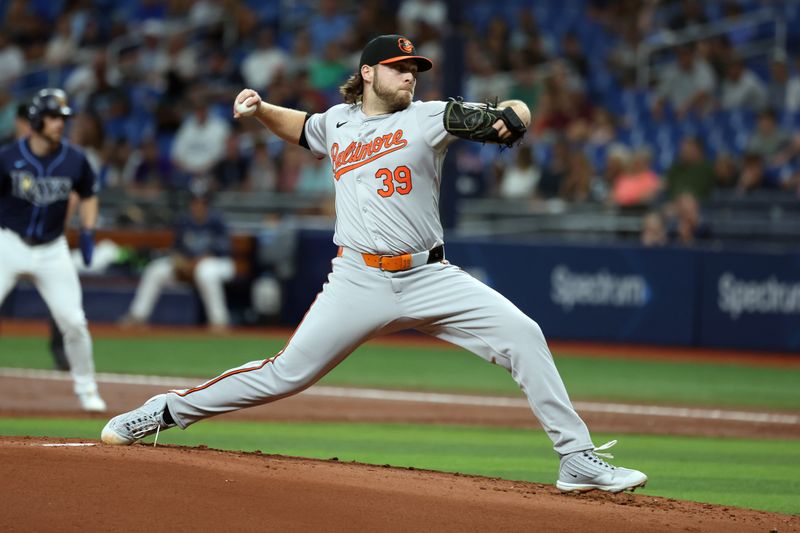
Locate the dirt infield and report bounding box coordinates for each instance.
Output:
[1,375,799,532]
[1,437,797,533]
[2,320,799,531]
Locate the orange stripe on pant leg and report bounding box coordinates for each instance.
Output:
[171,288,327,397]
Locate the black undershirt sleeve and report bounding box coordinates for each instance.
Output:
[298,113,312,150]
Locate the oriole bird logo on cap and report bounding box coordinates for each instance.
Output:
[398,37,414,53]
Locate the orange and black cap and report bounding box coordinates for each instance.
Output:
[360,34,433,72]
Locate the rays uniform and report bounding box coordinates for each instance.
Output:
[0,138,103,406]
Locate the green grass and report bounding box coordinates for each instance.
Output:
[1,417,797,515]
[1,336,799,410]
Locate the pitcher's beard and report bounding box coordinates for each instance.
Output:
[373,72,413,112]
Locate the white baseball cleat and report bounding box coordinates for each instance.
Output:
[556,440,647,493]
[101,394,175,445]
[77,390,107,413]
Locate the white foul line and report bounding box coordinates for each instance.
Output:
[1,367,798,426]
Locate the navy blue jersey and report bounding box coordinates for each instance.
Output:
[174,212,231,259]
[0,139,97,243]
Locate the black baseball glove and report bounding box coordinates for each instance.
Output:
[443,97,528,147]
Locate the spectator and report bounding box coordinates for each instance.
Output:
[640,211,668,247]
[667,0,708,34]
[119,190,236,331]
[134,19,170,88]
[64,51,105,109]
[561,32,589,79]
[739,114,797,192]
[559,150,594,203]
[244,140,278,192]
[348,0,396,54]
[787,55,800,113]
[607,23,640,84]
[170,89,231,186]
[276,143,306,193]
[533,62,592,136]
[44,15,79,67]
[744,109,791,165]
[212,133,249,191]
[587,107,617,147]
[698,35,734,82]
[0,31,25,87]
[781,169,800,194]
[289,70,328,114]
[719,57,768,111]
[284,31,315,80]
[68,111,104,178]
[713,152,739,190]
[484,16,513,72]
[122,136,172,195]
[99,138,132,189]
[665,137,715,201]
[308,39,349,93]
[652,44,716,119]
[610,147,663,208]
[537,137,569,198]
[766,55,790,112]
[397,0,447,38]
[508,65,541,113]
[668,192,711,246]
[240,28,288,92]
[737,152,767,193]
[307,0,354,54]
[188,0,225,28]
[164,32,199,83]
[464,40,514,103]
[199,47,244,99]
[498,146,541,200]
[296,151,335,197]
[0,91,18,142]
[601,143,631,200]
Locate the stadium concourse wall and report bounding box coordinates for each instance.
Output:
[2,229,798,353]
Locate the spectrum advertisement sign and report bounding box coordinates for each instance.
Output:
[445,241,698,346]
[700,251,800,351]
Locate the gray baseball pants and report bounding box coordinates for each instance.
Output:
[167,250,595,456]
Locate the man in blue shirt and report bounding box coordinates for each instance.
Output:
[120,189,236,331]
[0,88,106,411]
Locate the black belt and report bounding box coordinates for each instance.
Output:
[22,235,56,246]
[426,244,445,264]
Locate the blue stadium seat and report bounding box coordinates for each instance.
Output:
[584,143,609,173]
[780,111,800,130]
[532,142,553,168]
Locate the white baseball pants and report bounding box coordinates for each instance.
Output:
[128,256,236,326]
[167,250,595,456]
[0,228,99,395]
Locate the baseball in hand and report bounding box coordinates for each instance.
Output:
[236,100,258,117]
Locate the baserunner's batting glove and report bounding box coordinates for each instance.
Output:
[79,228,95,266]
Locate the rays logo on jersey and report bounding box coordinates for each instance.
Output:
[10,170,73,205]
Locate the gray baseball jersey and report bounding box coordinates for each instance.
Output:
[304,101,452,255]
[166,100,595,456]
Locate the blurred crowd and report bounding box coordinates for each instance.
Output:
[1,0,799,246]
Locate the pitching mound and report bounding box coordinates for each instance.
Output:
[1,437,796,532]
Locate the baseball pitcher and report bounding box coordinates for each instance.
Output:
[0,88,105,411]
[102,35,646,492]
